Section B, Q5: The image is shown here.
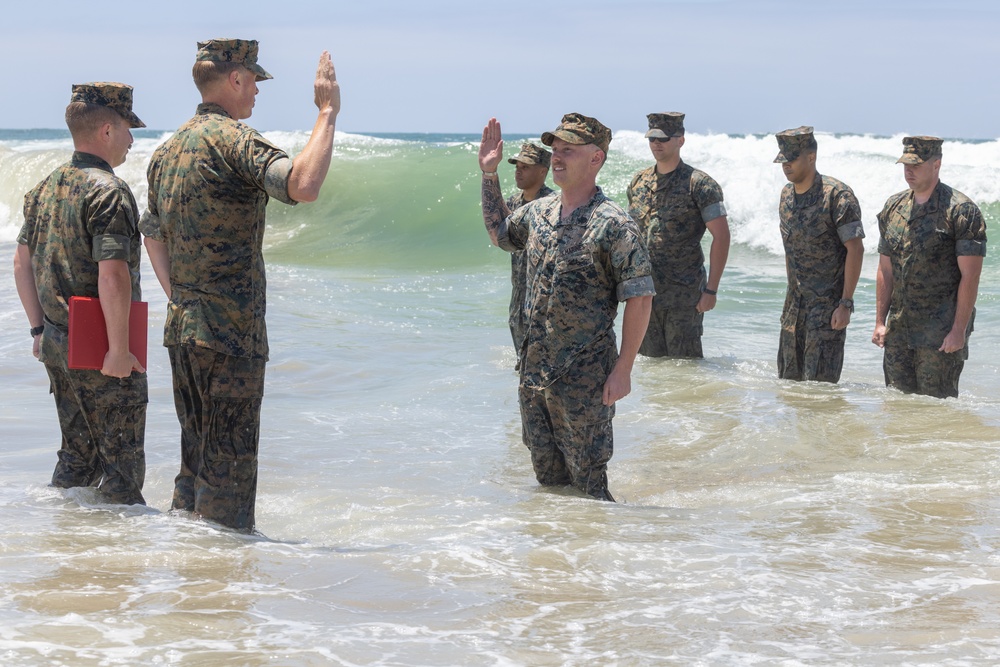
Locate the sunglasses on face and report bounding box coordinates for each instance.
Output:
[648,137,674,143]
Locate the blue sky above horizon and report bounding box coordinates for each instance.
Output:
[3,0,999,138]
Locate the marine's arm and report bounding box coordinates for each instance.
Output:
[478,118,511,246]
[697,215,730,313]
[831,237,864,330]
[13,243,43,358]
[940,255,983,353]
[98,258,144,377]
[872,254,893,348]
[602,294,652,406]
[143,236,171,297]
[286,51,340,203]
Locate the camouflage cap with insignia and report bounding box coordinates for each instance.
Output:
[773,126,817,163]
[508,142,551,167]
[70,82,145,128]
[896,136,943,164]
[645,112,685,139]
[541,113,612,153]
[196,38,273,81]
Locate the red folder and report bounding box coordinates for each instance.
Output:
[67,297,148,371]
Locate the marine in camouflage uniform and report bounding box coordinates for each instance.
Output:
[773,126,865,383]
[14,83,148,505]
[873,136,987,398]
[504,143,553,369]
[479,114,655,501]
[627,113,729,359]
[141,39,340,531]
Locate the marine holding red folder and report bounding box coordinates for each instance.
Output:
[13,82,148,506]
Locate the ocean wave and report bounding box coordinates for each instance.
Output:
[3,131,999,263]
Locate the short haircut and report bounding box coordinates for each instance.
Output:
[64,102,121,139]
[192,60,244,95]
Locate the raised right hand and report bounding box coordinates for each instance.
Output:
[314,51,341,116]
[478,117,503,173]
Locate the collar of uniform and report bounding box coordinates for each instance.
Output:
[559,186,607,225]
[70,151,114,174]
[196,102,234,119]
[654,159,685,191]
[909,180,943,216]
[792,171,823,208]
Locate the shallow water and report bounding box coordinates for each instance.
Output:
[2,130,1000,665]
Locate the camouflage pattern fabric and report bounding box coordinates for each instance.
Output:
[507,184,554,364]
[883,341,964,398]
[20,152,142,336]
[778,172,864,382]
[519,345,616,500]
[773,126,816,163]
[508,143,551,167]
[495,187,654,499]
[541,113,612,153]
[18,151,146,504]
[645,112,685,138]
[70,82,145,128]
[877,181,986,396]
[877,181,986,348]
[896,136,943,164]
[46,345,147,505]
[168,344,264,532]
[498,187,655,390]
[195,38,273,80]
[144,102,294,531]
[142,103,294,360]
[626,161,726,358]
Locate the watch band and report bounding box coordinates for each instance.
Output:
[838,298,854,313]
[30,324,45,337]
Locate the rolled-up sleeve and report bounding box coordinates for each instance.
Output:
[954,202,987,257]
[497,205,530,252]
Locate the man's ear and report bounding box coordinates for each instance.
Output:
[98,121,114,144]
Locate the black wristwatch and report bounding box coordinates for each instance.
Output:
[30,324,45,337]
[702,286,718,296]
[838,298,854,313]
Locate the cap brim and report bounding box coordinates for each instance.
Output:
[541,129,588,147]
[645,129,669,139]
[250,64,273,81]
[896,155,924,164]
[773,151,791,163]
[124,111,146,129]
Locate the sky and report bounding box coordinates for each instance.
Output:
[3,0,1000,138]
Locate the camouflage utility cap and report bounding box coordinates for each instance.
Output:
[541,113,612,153]
[645,112,685,138]
[70,82,145,128]
[196,38,273,81]
[773,126,816,163]
[508,142,551,167]
[897,136,943,164]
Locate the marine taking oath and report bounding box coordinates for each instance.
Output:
[479,114,654,502]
